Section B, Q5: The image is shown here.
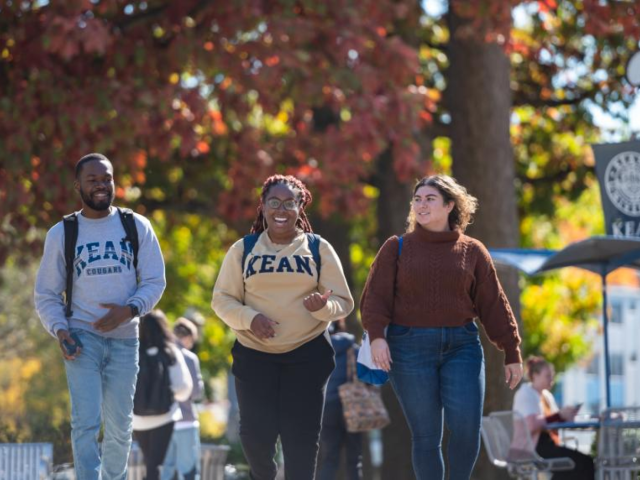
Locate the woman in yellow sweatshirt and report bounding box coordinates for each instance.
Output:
[212,174,354,480]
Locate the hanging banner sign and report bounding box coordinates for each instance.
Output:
[592,140,640,238]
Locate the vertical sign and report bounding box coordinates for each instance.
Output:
[592,140,640,237]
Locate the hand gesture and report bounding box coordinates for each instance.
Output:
[504,363,523,390]
[303,289,332,312]
[371,338,392,372]
[94,303,132,333]
[57,329,82,360]
[250,314,279,340]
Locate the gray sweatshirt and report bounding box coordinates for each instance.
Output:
[176,345,205,428]
[34,207,166,339]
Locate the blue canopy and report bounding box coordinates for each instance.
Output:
[488,248,556,275]
[489,236,640,409]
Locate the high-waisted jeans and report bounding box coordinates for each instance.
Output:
[387,322,485,480]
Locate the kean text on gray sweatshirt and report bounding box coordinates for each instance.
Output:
[34,207,166,339]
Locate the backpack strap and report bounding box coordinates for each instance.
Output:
[63,212,79,318]
[305,233,322,280]
[398,235,403,256]
[242,232,322,280]
[117,207,139,271]
[242,233,261,275]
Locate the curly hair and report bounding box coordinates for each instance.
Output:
[406,175,478,233]
[250,174,314,234]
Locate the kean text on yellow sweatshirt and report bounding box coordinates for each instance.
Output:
[211,231,354,353]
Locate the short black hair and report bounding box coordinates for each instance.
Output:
[75,153,111,179]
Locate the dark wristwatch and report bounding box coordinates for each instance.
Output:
[127,304,140,318]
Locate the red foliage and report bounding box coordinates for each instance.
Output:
[0,0,426,258]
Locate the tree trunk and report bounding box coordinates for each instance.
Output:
[309,213,355,322]
[372,147,416,480]
[445,6,521,480]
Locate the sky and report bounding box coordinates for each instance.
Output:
[422,0,640,141]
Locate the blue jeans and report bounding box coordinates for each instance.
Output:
[387,323,485,480]
[317,400,362,480]
[160,426,201,480]
[64,328,139,480]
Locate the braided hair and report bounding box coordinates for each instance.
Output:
[250,174,314,234]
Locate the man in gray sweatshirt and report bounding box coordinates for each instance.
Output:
[34,153,166,480]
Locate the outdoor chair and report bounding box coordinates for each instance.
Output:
[597,406,640,480]
[481,410,575,480]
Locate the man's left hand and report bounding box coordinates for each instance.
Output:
[94,303,132,332]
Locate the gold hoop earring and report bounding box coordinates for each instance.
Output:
[262,217,268,231]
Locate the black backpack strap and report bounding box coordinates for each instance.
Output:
[117,207,139,271]
[63,212,79,318]
[305,233,322,280]
[242,233,261,275]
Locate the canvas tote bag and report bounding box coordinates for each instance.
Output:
[338,347,390,432]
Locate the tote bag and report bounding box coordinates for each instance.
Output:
[339,348,390,432]
[356,330,389,385]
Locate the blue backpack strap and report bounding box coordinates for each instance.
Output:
[305,233,322,280]
[398,235,403,256]
[242,233,261,275]
[63,212,79,318]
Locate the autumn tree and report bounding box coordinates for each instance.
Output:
[0,0,426,265]
[2,0,640,476]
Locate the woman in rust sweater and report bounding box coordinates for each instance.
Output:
[361,175,524,480]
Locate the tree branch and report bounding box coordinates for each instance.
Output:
[422,117,451,138]
[422,39,448,53]
[513,86,599,108]
[517,164,594,186]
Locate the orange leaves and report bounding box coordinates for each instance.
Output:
[538,0,558,14]
[127,151,147,185]
[132,151,147,169]
[208,109,227,135]
[264,55,280,67]
[419,111,433,123]
[196,141,210,154]
[220,77,233,90]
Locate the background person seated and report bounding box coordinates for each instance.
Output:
[513,356,594,480]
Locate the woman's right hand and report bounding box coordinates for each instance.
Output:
[371,338,392,372]
[250,314,279,340]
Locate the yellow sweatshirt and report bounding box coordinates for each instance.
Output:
[211,231,354,353]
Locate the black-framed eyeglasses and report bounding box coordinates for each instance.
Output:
[265,198,299,211]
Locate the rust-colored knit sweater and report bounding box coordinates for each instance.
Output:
[361,227,522,365]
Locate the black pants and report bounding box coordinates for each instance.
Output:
[536,431,595,480]
[134,421,175,480]
[317,399,363,480]
[232,334,335,480]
